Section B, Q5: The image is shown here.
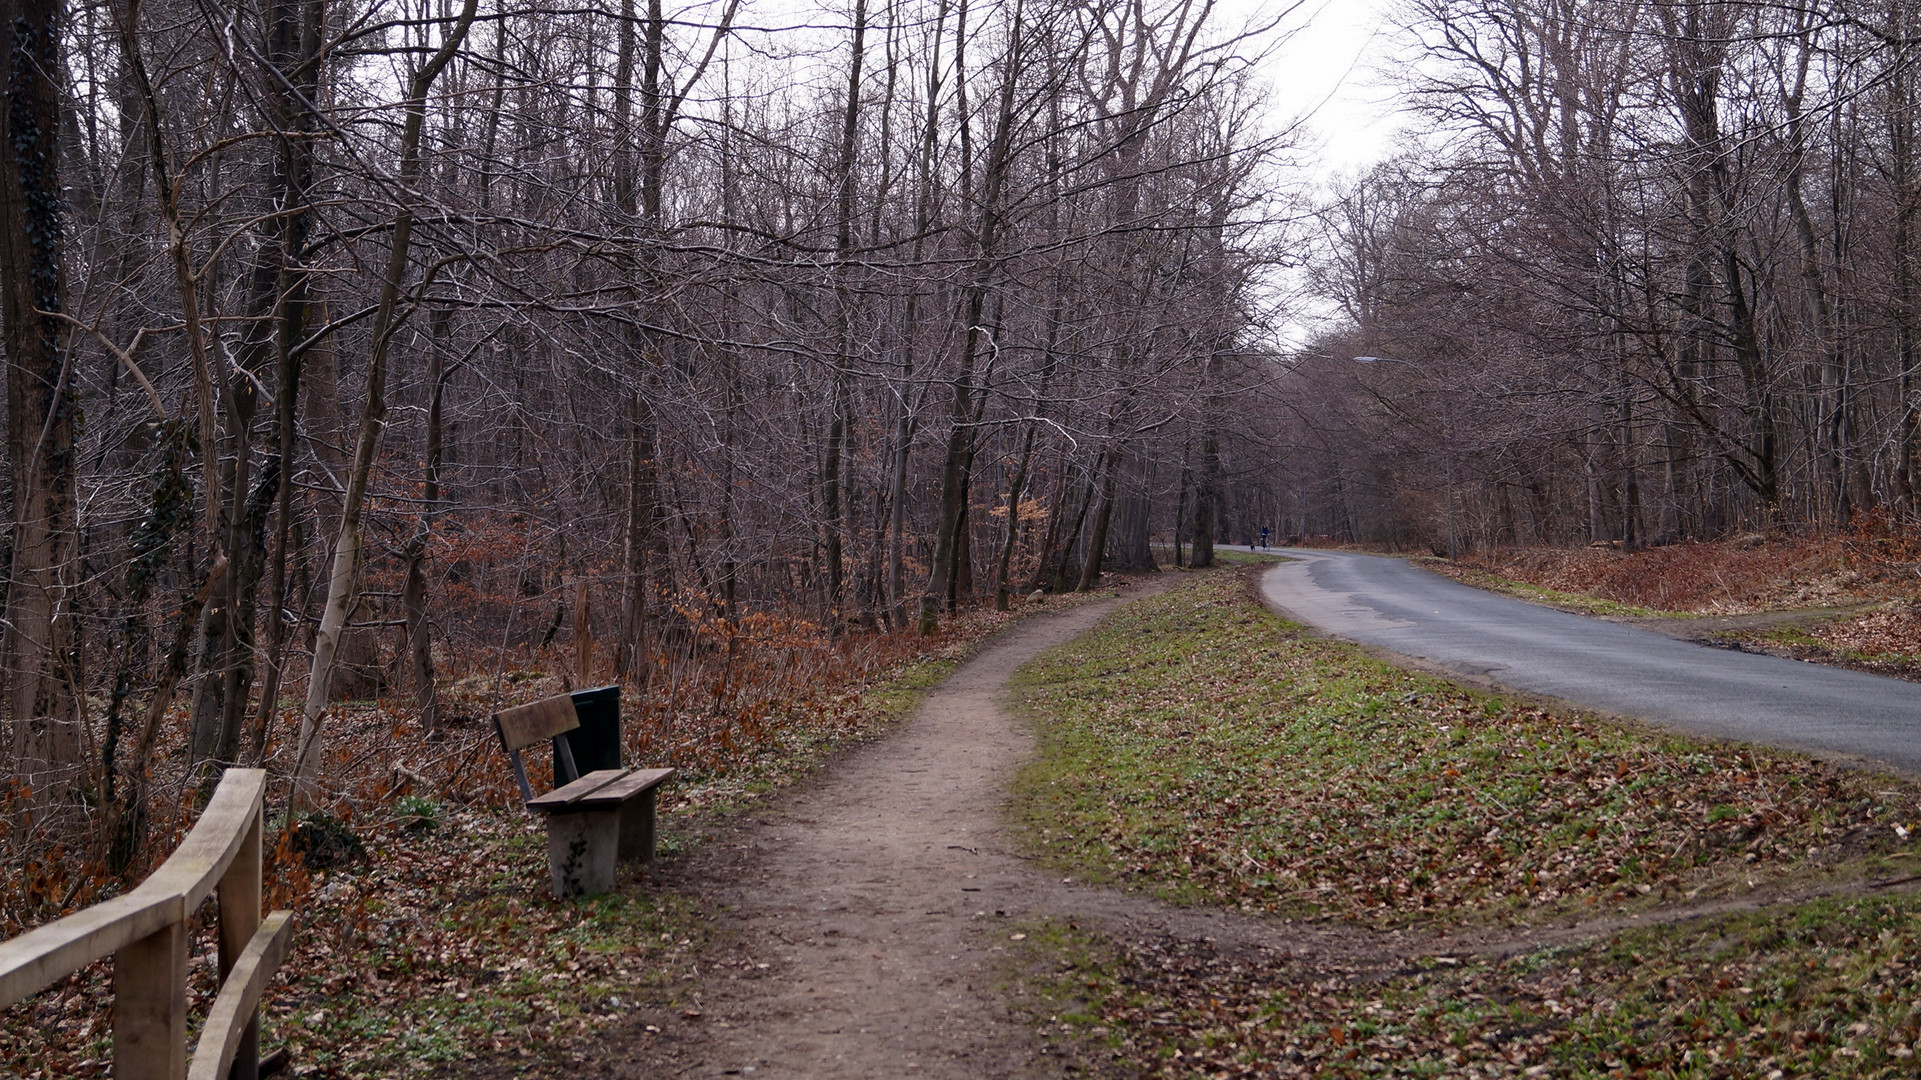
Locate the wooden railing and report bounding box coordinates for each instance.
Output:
[0,768,297,1080]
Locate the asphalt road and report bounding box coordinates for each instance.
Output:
[1253,547,1921,777]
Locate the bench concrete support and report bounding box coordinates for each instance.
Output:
[617,788,658,864]
[528,767,675,896]
[545,810,621,897]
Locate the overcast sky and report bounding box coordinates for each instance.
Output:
[1253,0,1407,178]
[1227,0,1409,344]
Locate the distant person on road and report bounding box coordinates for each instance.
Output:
[1260,526,1270,549]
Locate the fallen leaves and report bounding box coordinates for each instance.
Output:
[1022,889,1921,1079]
[1015,573,1921,930]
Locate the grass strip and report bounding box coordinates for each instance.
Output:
[1011,568,1920,927]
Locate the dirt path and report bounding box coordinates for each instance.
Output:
[660,593,1121,1078]
[613,581,1372,1078]
[591,574,1921,1079]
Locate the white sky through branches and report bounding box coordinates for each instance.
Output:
[1248,0,1404,178]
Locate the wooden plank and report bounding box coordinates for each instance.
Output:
[215,801,262,1080]
[187,912,296,1080]
[506,745,535,804]
[0,769,264,1007]
[114,919,188,1080]
[0,890,179,1007]
[553,732,580,784]
[143,769,269,912]
[493,695,579,753]
[568,768,675,811]
[525,768,628,811]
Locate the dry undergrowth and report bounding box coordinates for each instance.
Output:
[1437,532,1912,615]
[1431,528,1921,675]
[0,592,1071,1078]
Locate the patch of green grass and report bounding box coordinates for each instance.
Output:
[865,653,967,716]
[1760,625,1824,647]
[1213,548,1287,565]
[999,919,1135,1073]
[1009,569,1921,929]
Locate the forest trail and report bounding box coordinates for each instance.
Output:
[632,583,1182,1077]
[611,578,1382,1078]
[586,569,1921,1079]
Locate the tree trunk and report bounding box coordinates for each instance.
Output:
[821,0,867,623]
[992,424,1036,610]
[401,320,449,735]
[1189,428,1217,567]
[98,423,195,871]
[1076,454,1118,591]
[1107,453,1157,572]
[292,0,478,803]
[617,391,657,681]
[920,381,973,632]
[2,0,85,811]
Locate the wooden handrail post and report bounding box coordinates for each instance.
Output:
[2,770,291,1080]
[114,918,188,1080]
[216,799,263,1080]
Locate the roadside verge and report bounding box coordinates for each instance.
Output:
[1006,567,1921,1076]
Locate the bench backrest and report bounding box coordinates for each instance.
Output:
[494,694,582,804]
[495,694,579,752]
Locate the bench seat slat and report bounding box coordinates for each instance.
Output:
[566,768,675,811]
[526,768,629,811]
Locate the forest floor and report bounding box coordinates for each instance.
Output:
[476,562,1920,1078]
[1424,531,1921,682]
[13,548,1921,1078]
[1,591,1108,1079]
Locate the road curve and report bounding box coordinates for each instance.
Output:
[1257,548,1921,777]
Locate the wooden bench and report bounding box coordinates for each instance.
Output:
[494,693,675,897]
